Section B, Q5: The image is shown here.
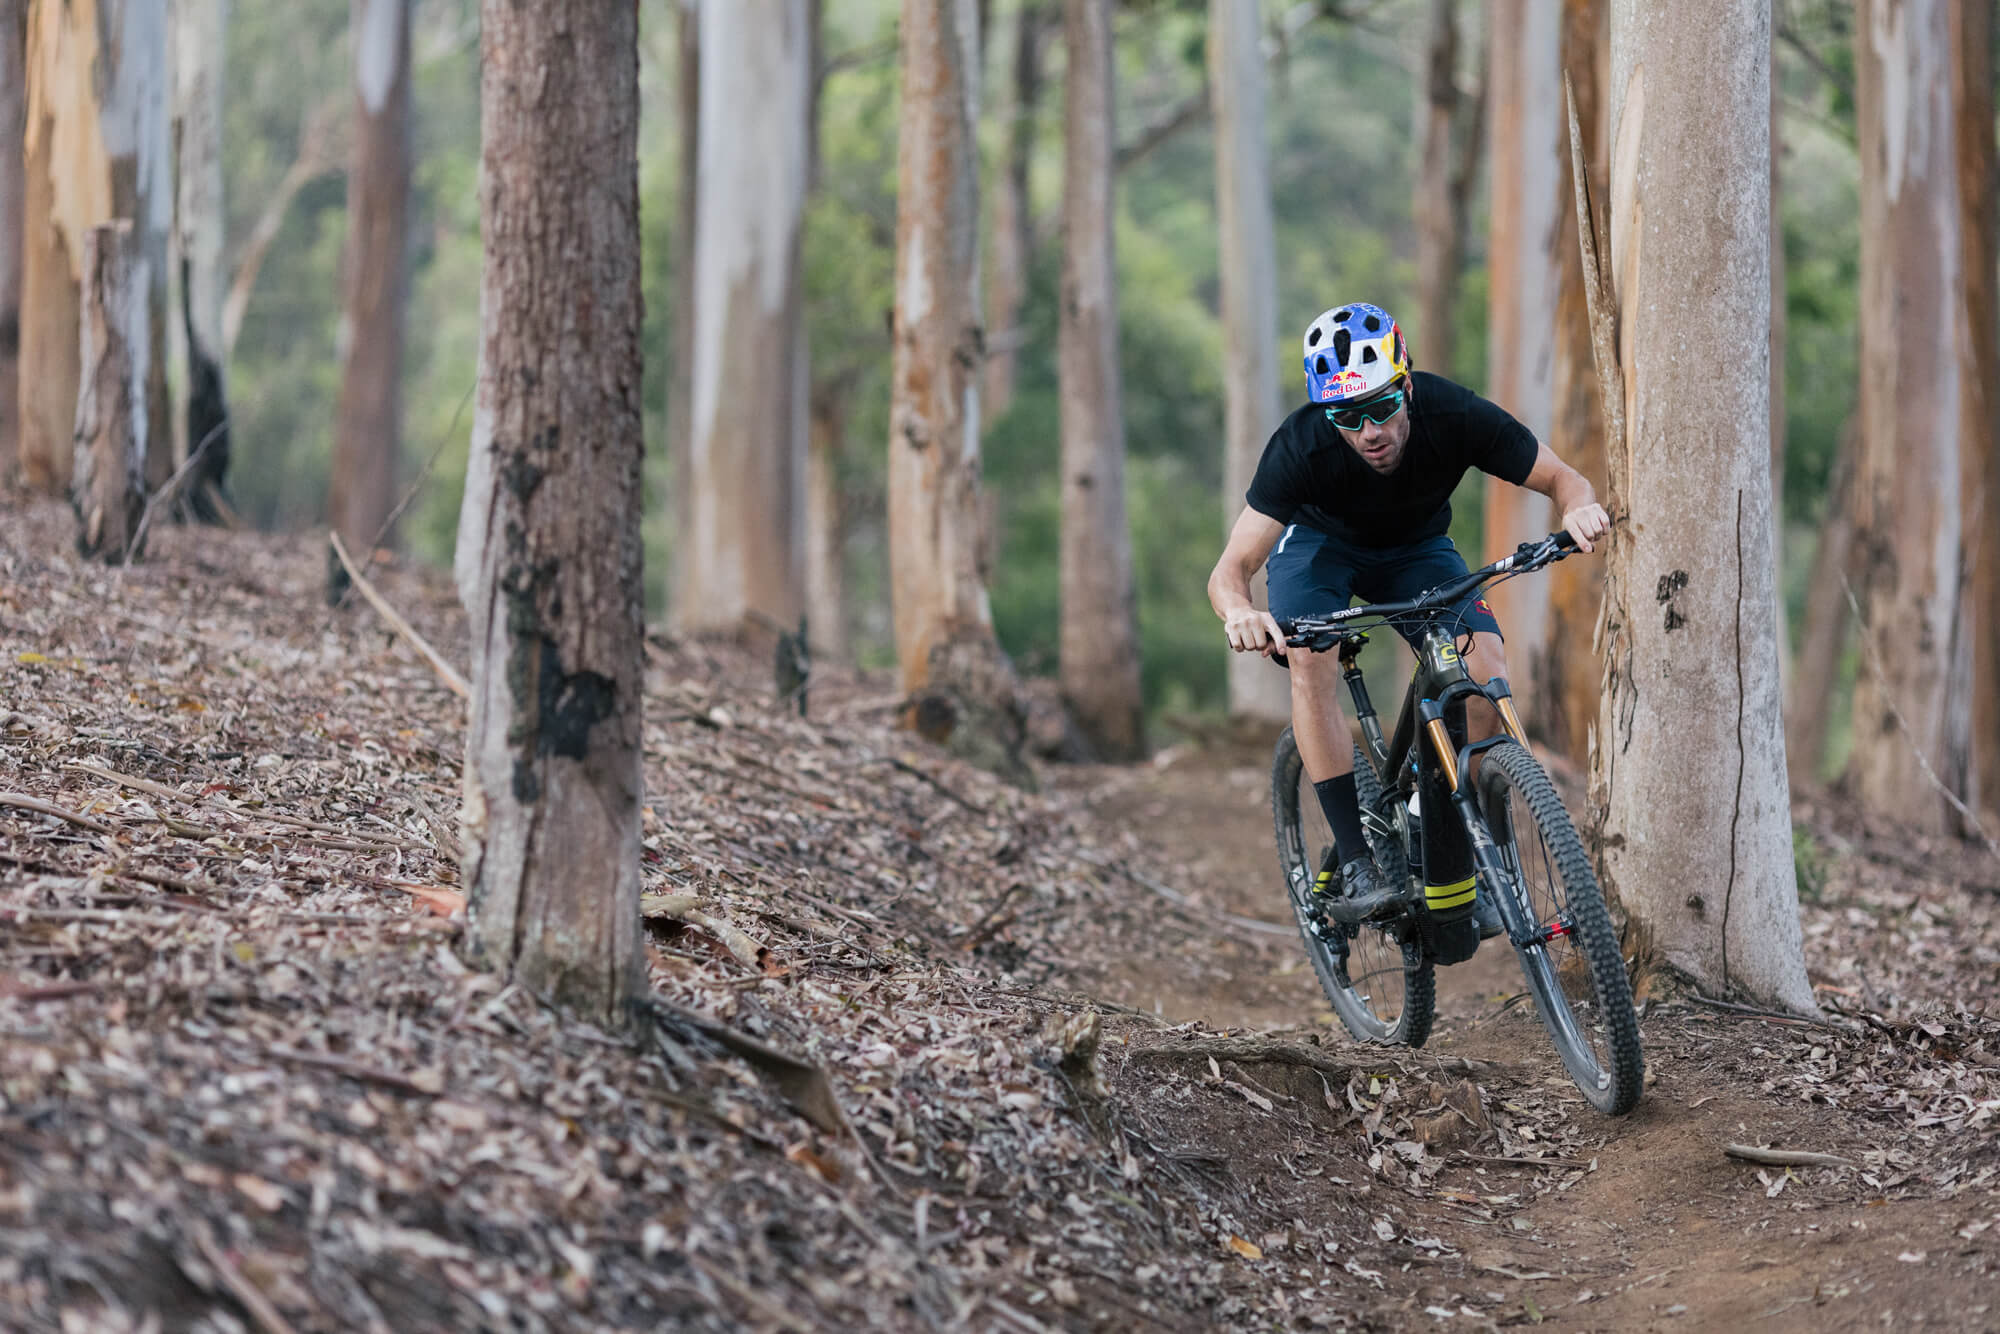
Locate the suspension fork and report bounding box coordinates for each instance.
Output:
[1418,694,1540,944]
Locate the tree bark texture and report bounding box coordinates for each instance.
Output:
[169,0,230,518]
[20,0,171,496]
[1787,420,1856,785]
[1596,0,1815,1013]
[888,0,1031,785]
[984,0,1044,420]
[1,0,24,484]
[1481,0,1561,710]
[1534,0,1607,766]
[328,0,409,589]
[1059,0,1145,761]
[1210,0,1289,723]
[454,0,645,1027]
[1847,0,1969,833]
[1413,0,1484,380]
[1950,0,1999,828]
[806,376,850,662]
[69,221,145,560]
[669,0,699,616]
[678,0,810,634]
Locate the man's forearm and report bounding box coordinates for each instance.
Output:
[1209,563,1254,620]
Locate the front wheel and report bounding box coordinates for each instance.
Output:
[1475,740,1644,1114]
[1271,728,1434,1046]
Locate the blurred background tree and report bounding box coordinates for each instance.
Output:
[185,0,1873,757]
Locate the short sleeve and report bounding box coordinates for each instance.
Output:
[1466,395,1538,486]
[1244,416,1308,524]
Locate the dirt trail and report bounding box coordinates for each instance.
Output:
[1061,735,2000,1331]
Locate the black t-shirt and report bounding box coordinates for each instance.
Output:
[1244,372,1539,548]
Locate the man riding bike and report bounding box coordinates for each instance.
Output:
[1206,302,1609,937]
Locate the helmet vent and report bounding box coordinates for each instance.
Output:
[1361,346,1378,364]
[1362,313,1382,333]
[1315,355,1329,374]
[1334,308,1352,324]
[1332,329,1352,365]
[1307,326,1323,348]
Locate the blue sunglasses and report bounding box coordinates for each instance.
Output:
[1327,387,1406,431]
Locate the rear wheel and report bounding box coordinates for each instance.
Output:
[1475,740,1644,1114]
[1271,728,1434,1046]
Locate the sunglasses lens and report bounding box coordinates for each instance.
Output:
[1332,389,1403,430]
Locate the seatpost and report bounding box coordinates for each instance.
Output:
[1338,633,1388,761]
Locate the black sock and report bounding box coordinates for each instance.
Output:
[1313,772,1370,867]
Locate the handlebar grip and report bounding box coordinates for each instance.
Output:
[1553,529,1577,551]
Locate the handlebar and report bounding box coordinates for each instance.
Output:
[1278,530,1579,649]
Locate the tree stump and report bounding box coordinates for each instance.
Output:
[70,221,148,563]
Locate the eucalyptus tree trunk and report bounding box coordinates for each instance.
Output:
[1413,0,1483,379]
[1210,0,1288,724]
[328,0,410,596]
[70,222,147,561]
[1788,421,1856,785]
[888,0,1031,784]
[1846,0,1968,833]
[1059,0,1144,760]
[678,0,810,634]
[455,0,645,1027]
[806,377,850,662]
[0,0,23,484]
[1537,0,1607,767]
[1950,0,1999,829]
[1595,0,1814,1013]
[19,0,171,495]
[668,0,698,615]
[1480,0,1560,711]
[170,0,230,519]
[984,0,1045,420]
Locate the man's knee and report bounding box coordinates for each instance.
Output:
[1464,632,1508,683]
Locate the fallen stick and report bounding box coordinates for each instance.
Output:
[642,893,774,972]
[0,792,116,835]
[264,1045,440,1097]
[328,529,470,699]
[193,1221,302,1334]
[1723,1143,1855,1170]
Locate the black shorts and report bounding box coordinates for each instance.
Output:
[1266,526,1502,649]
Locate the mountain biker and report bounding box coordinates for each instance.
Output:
[1206,302,1609,934]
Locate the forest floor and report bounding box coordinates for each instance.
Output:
[1,494,1997,1332]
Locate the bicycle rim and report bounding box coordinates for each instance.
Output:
[1478,741,1643,1114]
[1271,729,1431,1045]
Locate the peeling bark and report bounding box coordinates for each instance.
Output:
[1481,0,1561,711]
[1846,0,1967,832]
[1058,0,1144,761]
[1210,0,1289,724]
[1597,0,1814,1013]
[69,222,146,562]
[678,0,810,634]
[888,0,1031,787]
[328,0,409,599]
[1537,0,1608,767]
[456,0,645,1027]
[19,0,171,496]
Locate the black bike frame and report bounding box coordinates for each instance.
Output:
[1301,541,1576,948]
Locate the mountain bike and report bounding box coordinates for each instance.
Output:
[1269,531,1643,1115]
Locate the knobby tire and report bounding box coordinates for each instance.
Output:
[1475,739,1644,1115]
[1271,728,1435,1047]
